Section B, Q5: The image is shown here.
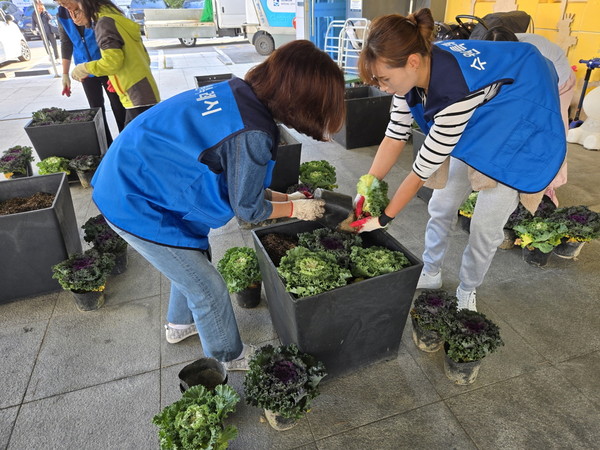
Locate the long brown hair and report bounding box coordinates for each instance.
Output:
[359,9,435,85]
[245,40,345,141]
[77,0,122,24]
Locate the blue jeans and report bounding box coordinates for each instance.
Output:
[107,222,243,362]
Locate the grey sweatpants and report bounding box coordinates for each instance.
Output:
[422,158,520,291]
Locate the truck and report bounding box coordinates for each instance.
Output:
[142,0,296,55]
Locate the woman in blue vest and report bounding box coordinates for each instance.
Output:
[91,40,346,370]
[56,0,126,146]
[351,9,565,311]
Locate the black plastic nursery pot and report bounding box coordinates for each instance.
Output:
[252,220,423,379]
[522,247,552,267]
[178,357,228,392]
[194,73,233,88]
[24,107,108,161]
[0,173,82,304]
[269,125,302,193]
[232,283,262,308]
[332,86,393,150]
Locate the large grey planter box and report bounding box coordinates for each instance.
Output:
[0,173,82,304]
[269,125,302,193]
[252,220,423,379]
[412,128,433,203]
[24,107,108,161]
[333,86,393,150]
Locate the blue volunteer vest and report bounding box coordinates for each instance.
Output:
[92,78,277,249]
[57,7,101,66]
[407,41,565,193]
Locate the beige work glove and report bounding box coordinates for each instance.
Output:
[61,74,71,97]
[71,63,90,82]
[289,199,325,221]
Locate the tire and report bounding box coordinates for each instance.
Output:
[254,33,274,56]
[179,37,197,47]
[18,40,31,62]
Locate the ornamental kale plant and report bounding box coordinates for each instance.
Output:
[445,309,504,363]
[299,160,338,190]
[243,343,326,420]
[0,145,34,175]
[458,192,478,218]
[30,107,95,127]
[349,245,410,278]
[410,289,458,336]
[297,228,362,268]
[277,246,352,298]
[82,214,127,254]
[217,247,261,293]
[551,205,600,242]
[51,249,115,292]
[68,155,101,173]
[37,156,71,175]
[513,216,568,253]
[356,174,389,217]
[152,384,239,450]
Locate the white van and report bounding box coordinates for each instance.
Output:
[0,8,30,64]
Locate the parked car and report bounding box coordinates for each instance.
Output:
[182,0,204,7]
[126,0,167,33]
[22,3,59,41]
[0,8,30,64]
[0,1,26,35]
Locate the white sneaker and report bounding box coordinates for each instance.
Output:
[456,287,477,311]
[222,344,256,371]
[416,270,442,290]
[164,323,198,344]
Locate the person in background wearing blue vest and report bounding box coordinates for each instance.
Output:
[350,9,565,312]
[91,40,346,371]
[55,0,126,146]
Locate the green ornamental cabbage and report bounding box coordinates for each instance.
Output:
[349,245,410,278]
[513,216,568,253]
[458,192,478,218]
[299,160,338,190]
[216,247,261,293]
[297,228,362,268]
[37,156,71,175]
[356,174,389,217]
[277,246,352,298]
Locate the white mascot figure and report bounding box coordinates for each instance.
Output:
[567,86,600,151]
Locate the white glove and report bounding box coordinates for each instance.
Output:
[350,216,386,233]
[71,63,90,82]
[287,191,310,200]
[289,199,325,221]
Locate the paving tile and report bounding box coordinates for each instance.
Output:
[444,366,600,449]
[24,297,161,401]
[0,292,57,327]
[0,320,46,408]
[555,350,600,407]
[314,401,476,450]
[10,372,159,449]
[0,406,18,449]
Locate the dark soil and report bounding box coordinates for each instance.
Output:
[260,232,299,266]
[0,192,55,215]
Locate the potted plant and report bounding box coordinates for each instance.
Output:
[51,248,115,311]
[152,384,239,450]
[550,205,600,259]
[513,216,568,267]
[298,160,338,191]
[68,154,101,188]
[355,173,390,218]
[24,106,108,162]
[37,156,71,176]
[443,309,504,385]
[216,247,262,308]
[82,214,128,275]
[0,173,82,304]
[457,191,478,233]
[0,145,34,179]
[243,343,326,431]
[410,289,458,353]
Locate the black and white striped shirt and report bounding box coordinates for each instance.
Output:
[386,82,503,180]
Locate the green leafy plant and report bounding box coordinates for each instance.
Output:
[82,214,127,254]
[513,216,568,253]
[37,156,71,175]
[410,289,458,336]
[152,384,239,450]
[299,160,338,190]
[68,155,101,173]
[277,246,352,298]
[445,309,504,363]
[297,228,362,268]
[458,192,478,218]
[30,107,95,127]
[51,249,115,292]
[550,205,600,242]
[0,145,34,176]
[243,343,326,420]
[216,247,261,293]
[349,245,410,278]
[356,174,389,217]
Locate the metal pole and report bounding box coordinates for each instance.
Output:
[32,0,59,77]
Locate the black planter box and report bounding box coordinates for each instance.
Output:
[194,73,233,87]
[269,125,302,193]
[0,173,82,304]
[411,128,433,203]
[252,220,423,378]
[333,86,393,150]
[24,107,108,162]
